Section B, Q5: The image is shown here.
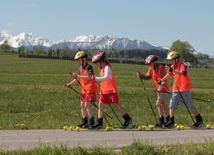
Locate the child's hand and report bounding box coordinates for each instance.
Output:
[137,71,142,78]
[72,72,78,79]
[165,65,173,73]
[90,74,95,80]
[64,84,71,88]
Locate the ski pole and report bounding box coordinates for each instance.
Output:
[73,77,114,120]
[138,72,158,123]
[66,86,112,126]
[191,97,211,103]
[175,85,195,124]
[99,89,123,127]
[70,85,112,119]
[164,91,211,103]
[76,70,123,126]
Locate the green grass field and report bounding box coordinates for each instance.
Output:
[0,54,214,129]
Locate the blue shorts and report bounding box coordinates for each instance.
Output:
[169,91,194,109]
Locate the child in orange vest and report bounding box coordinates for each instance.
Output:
[137,55,170,127]
[65,51,97,128]
[160,51,203,128]
[90,51,132,129]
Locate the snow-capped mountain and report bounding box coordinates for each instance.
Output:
[0,30,12,41]
[0,31,52,48]
[0,31,165,51]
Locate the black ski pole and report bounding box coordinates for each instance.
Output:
[99,89,123,127]
[138,76,159,124]
[175,85,195,124]
[191,97,211,103]
[66,86,112,126]
[73,77,113,120]
[164,91,211,103]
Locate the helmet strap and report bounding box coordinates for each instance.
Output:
[81,58,87,68]
[100,61,103,69]
[153,62,157,71]
[174,58,179,68]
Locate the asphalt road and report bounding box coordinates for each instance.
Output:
[0,128,214,150]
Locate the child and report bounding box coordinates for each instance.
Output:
[65,51,97,128]
[137,55,170,127]
[159,51,203,128]
[90,51,132,129]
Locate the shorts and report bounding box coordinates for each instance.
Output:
[169,91,194,109]
[100,93,119,104]
[81,93,96,103]
[157,93,166,99]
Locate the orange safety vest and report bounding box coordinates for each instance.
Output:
[171,62,192,92]
[100,65,117,94]
[147,64,169,93]
[79,64,97,94]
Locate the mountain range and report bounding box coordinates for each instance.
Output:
[0,31,166,51]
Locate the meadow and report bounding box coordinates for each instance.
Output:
[0,54,214,130]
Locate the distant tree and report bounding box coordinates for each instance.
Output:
[195,52,210,59]
[169,40,197,63]
[47,49,53,57]
[0,40,11,52]
[56,48,60,57]
[33,46,43,56]
[18,45,25,54]
[62,47,69,57]
[59,48,68,58]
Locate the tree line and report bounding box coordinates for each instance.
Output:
[1,40,213,67]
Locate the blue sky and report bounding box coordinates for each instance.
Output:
[1,0,214,56]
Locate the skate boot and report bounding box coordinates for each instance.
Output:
[90,118,103,129]
[192,114,203,129]
[122,113,132,128]
[155,116,164,128]
[165,115,170,124]
[163,117,174,128]
[82,117,95,128]
[78,117,88,128]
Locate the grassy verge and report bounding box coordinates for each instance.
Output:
[1,141,214,155]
